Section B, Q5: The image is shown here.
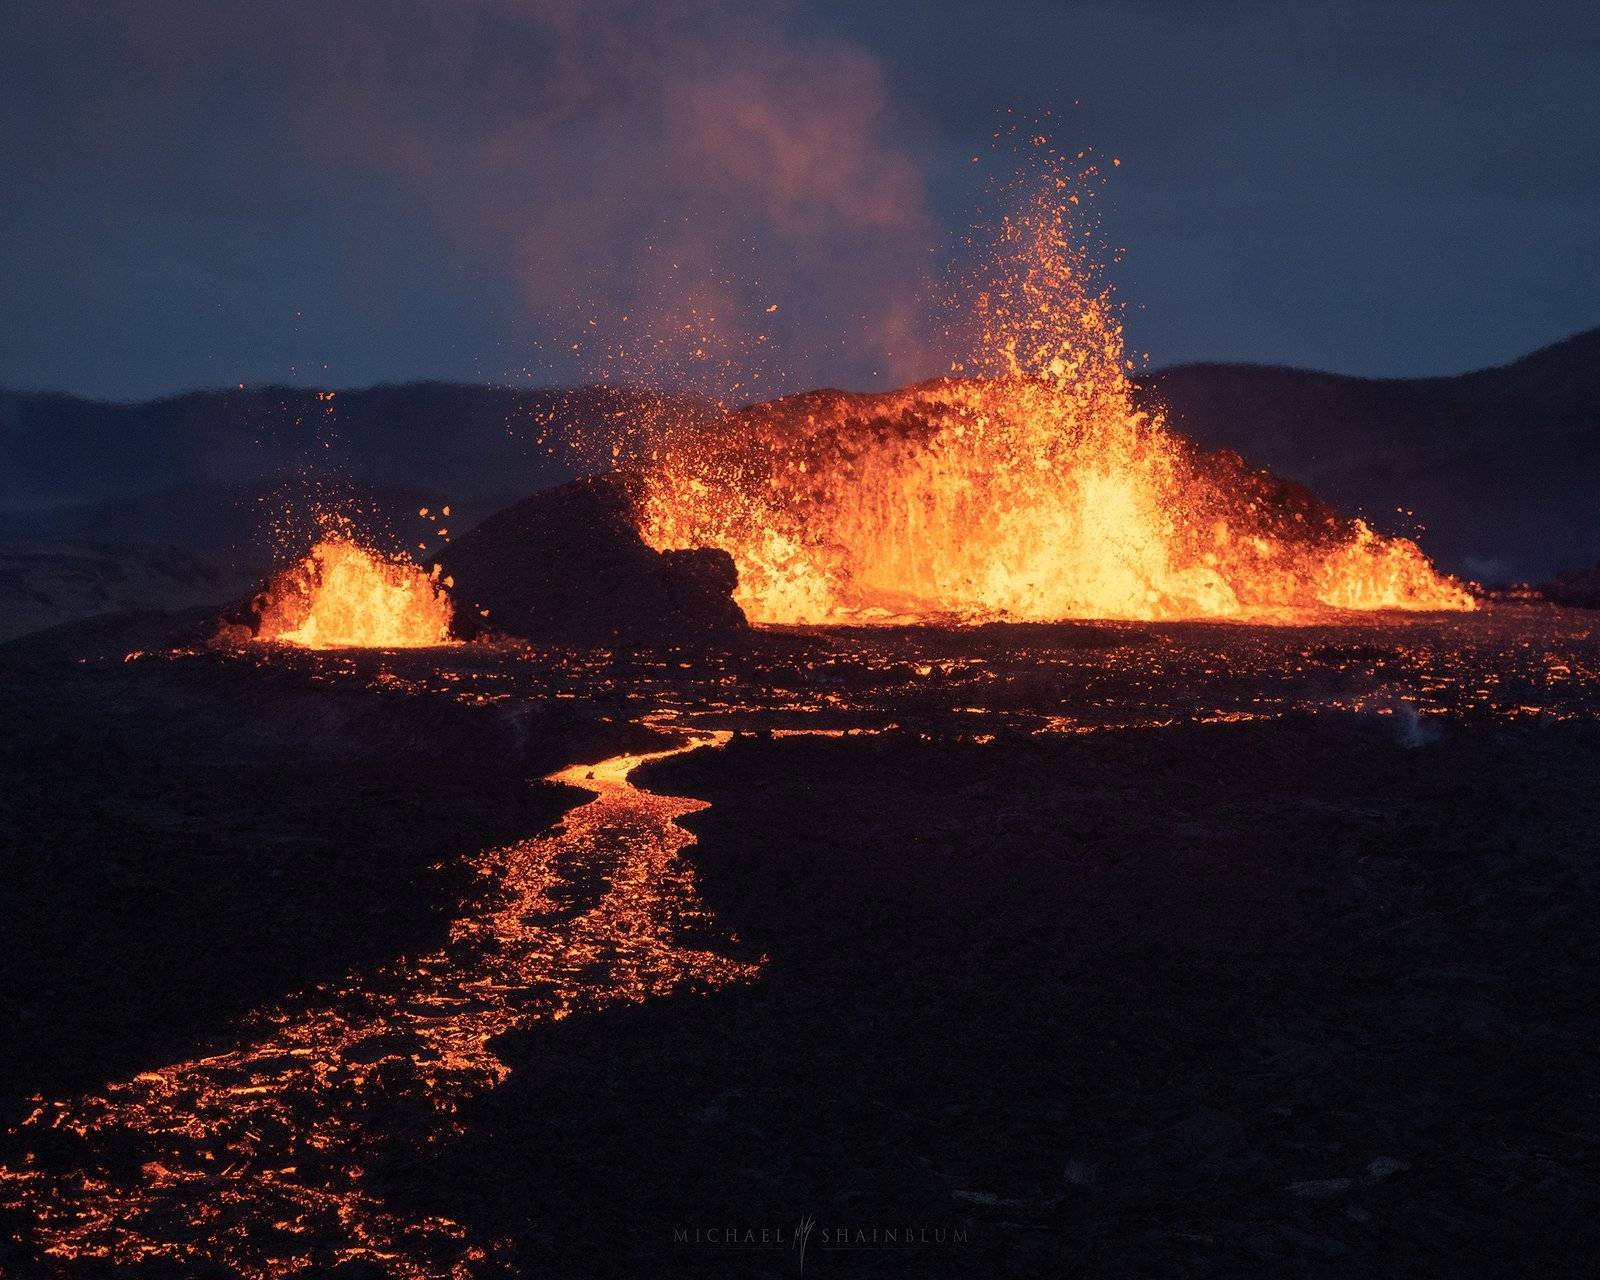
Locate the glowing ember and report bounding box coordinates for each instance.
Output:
[256,536,455,649]
[634,153,1474,624]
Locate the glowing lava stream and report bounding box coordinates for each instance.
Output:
[0,726,757,1279]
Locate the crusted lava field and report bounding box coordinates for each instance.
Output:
[1,605,1597,1276]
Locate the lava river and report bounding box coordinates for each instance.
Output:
[0,727,758,1278]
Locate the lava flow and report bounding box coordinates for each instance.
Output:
[0,728,757,1277]
[634,156,1474,625]
[256,535,455,649]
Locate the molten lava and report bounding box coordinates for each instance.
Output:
[255,535,454,649]
[634,155,1474,624]
[0,723,756,1276]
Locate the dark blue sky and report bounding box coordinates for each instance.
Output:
[4,1,1597,400]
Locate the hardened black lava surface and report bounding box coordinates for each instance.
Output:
[1,603,1597,1277]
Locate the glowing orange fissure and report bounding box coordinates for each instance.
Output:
[634,163,1475,625]
[256,535,454,650]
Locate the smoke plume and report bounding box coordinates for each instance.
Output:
[298,0,939,397]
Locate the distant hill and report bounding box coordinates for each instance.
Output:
[0,382,691,566]
[2,330,1595,591]
[0,479,483,570]
[1137,328,1600,582]
[0,541,258,643]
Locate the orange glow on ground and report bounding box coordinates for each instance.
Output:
[256,536,455,649]
[635,157,1474,625]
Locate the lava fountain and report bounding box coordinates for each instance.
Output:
[633,156,1474,624]
[255,535,455,649]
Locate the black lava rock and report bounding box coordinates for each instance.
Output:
[435,473,748,645]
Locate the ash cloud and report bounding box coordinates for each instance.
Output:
[296,0,941,397]
[0,0,941,398]
[6,1,1600,400]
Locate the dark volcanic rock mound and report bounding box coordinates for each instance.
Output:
[435,473,747,645]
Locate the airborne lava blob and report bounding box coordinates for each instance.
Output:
[634,151,1474,624]
[255,535,454,649]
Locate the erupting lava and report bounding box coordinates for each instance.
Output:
[634,154,1474,624]
[256,535,454,649]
